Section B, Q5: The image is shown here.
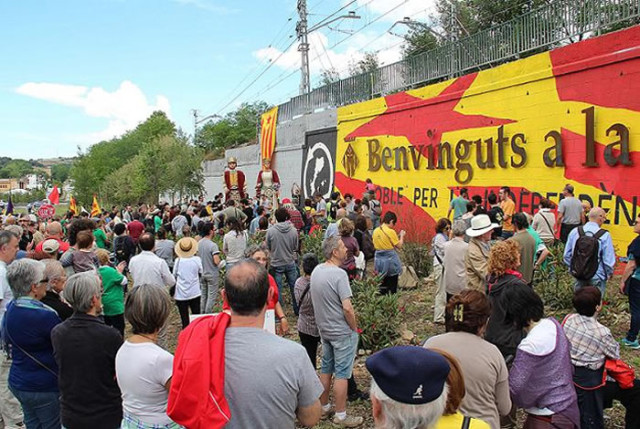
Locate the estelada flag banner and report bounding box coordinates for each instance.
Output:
[90,195,101,217]
[69,196,78,216]
[260,106,278,162]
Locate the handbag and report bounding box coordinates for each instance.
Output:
[605,358,636,389]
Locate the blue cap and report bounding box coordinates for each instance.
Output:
[365,346,450,405]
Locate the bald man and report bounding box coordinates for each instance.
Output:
[563,207,616,297]
[35,222,70,253]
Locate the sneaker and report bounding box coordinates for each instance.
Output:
[333,415,364,427]
[321,405,334,419]
[621,338,640,349]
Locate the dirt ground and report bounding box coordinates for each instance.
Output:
[152,273,636,429]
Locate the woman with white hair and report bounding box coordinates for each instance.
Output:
[40,259,73,321]
[51,272,123,429]
[3,258,62,428]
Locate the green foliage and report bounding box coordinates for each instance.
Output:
[195,101,269,156]
[51,163,72,185]
[70,111,176,205]
[301,229,325,263]
[401,242,432,278]
[0,159,34,179]
[403,29,440,58]
[0,189,45,204]
[352,276,401,351]
[535,243,575,311]
[100,135,204,205]
[348,52,379,77]
[319,68,341,86]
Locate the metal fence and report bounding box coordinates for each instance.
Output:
[277,0,640,122]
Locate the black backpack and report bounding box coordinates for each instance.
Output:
[114,236,129,263]
[570,227,607,281]
[327,200,338,221]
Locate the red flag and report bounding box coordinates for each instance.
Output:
[47,186,60,205]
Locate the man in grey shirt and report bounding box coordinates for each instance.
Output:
[223,260,322,429]
[153,228,175,269]
[310,235,363,427]
[557,184,585,243]
[217,200,247,225]
[266,208,299,314]
[197,222,221,313]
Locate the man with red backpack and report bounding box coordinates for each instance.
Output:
[563,207,616,298]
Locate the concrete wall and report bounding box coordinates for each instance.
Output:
[202,109,337,201]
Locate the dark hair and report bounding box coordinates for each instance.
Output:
[382,211,397,225]
[466,201,476,213]
[445,290,491,334]
[76,230,94,249]
[274,208,290,223]
[133,213,140,220]
[139,232,155,251]
[540,198,555,209]
[460,187,468,196]
[113,223,126,235]
[573,286,601,317]
[226,217,243,234]
[500,186,511,194]
[240,198,249,206]
[504,284,544,329]
[487,192,498,204]
[199,208,209,218]
[226,199,235,207]
[355,215,368,232]
[304,198,313,208]
[67,218,96,246]
[331,191,340,200]
[224,259,269,316]
[256,206,265,216]
[436,218,451,234]
[302,253,319,275]
[471,195,482,205]
[200,222,214,237]
[344,193,352,199]
[513,212,529,230]
[158,228,169,240]
[258,217,269,230]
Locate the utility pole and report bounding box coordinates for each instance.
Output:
[296,0,311,95]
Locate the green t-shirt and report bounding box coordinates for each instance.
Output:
[450,196,469,219]
[99,266,125,316]
[154,215,162,232]
[94,228,108,249]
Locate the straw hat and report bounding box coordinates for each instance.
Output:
[465,214,499,238]
[174,237,199,258]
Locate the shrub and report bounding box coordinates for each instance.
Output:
[302,228,325,262]
[535,243,574,311]
[401,242,432,278]
[352,276,401,351]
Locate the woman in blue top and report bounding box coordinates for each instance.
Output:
[2,259,61,429]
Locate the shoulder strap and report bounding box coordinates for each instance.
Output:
[578,226,585,237]
[461,416,471,429]
[4,321,57,377]
[297,283,311,310]
[594,229,607,240]
[540,212,554,234]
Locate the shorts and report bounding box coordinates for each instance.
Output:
[320,331,359,379]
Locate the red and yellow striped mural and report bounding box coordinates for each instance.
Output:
[335,26,640,253]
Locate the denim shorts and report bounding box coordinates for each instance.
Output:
[320,331,359,379]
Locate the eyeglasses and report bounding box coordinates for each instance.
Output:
[39,278,49,284]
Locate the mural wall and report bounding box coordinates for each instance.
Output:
[334,25,640,253]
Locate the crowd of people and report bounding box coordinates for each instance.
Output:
[0,180,638,429]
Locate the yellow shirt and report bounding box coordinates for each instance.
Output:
[501,199,516,232]
[435,413,491,429]
[372,224,399,250]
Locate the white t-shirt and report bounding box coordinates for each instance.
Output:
[173,256,203,300]
[115,341,174,425]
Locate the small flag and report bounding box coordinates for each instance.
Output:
[47,186,60,205]
[69,196,78,216]
[4,192,13,216]
[90,195,101,217]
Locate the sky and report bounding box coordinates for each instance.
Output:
[0,0,436,159]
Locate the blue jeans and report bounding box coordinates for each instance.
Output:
[270,263,299,315]
[626,278,640,342]
[8,387,60,429]
[574,277,607,299]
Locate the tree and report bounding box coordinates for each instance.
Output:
[195,101,269,156]
[349,52,379,76]
[320,68,341,86]
[70,111,176,205]
[403,28,440,58]
[0,159,33,179]
[51,163,72,185]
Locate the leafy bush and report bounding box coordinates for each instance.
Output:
[535,243,574,311]
[352,276,401,351]
[401,242,432,278]
[301,229,325,262]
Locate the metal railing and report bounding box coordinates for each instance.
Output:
[276,0,640,122]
